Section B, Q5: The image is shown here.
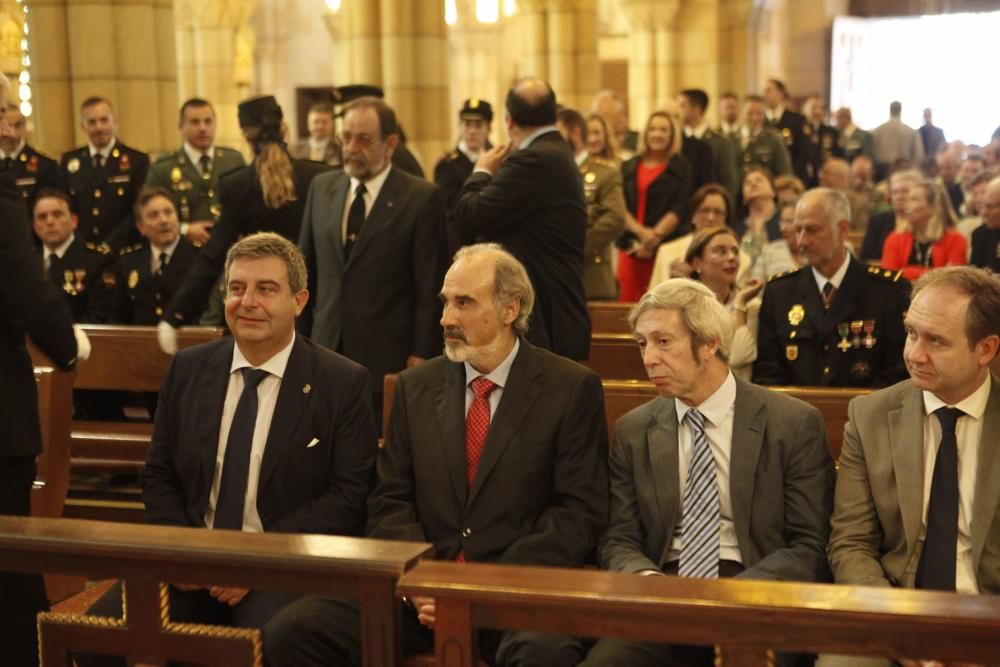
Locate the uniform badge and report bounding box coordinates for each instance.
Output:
[785,345,799,361]
[837,323,851,352]
[62,270,76,295]
[128,270,139,288]
[102,271,117,287]
[27,155,38,173]
[850,361,872,378]
[112,148,120,158]
[850,320,863,348]
[787,304,805,326]
[170,166,182,184]
[119,153,131,171]
[67,157,80,173]
[862,320,876,349]
[74,269,86,293]
[584,171,596,184]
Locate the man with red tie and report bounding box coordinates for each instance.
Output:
[266,243,609,666]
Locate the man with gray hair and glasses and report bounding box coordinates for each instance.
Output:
[579,277,834,667]
[267,242,608,667]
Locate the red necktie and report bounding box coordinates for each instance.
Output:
[457,377,496,563]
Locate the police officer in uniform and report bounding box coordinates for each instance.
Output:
[801,95,842,187]
[739,95,792,185]
[59,96,149,251]
[32,188,113,323]
[557,106,626,300]
[434,98,493,213]
[763,79,810,184]
[145,98,245,246]
[754,188,909,388]
[0,103,60,216]
[112,188,198,325]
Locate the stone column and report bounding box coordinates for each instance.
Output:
[621,0,679,127]
[546,0,598,111]
[518,0,549,81]
[24,0,74,154]
[718,0,755,97]
[175,0,256,151]
[446,0,501,142]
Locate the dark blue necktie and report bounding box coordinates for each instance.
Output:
[344,183,367,259]
[214,367,270,530]
[915,406,963,591]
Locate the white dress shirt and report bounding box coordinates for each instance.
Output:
[183,142,215,176]
[811,250,851,295]
[0,139,25,161]
[44,233,76,270]
[149,237,181,274]
[920,372,991,594]
[89,138,117,164]
[205,334,296,532]
[667,370,742,564]
[457,139,481,164]
[340,164,392,244]
[463,338,520,418]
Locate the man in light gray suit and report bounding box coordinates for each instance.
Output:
[298,97,447,428]
[825,266,1000,667]
[580,278,835,667]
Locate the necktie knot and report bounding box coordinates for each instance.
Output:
[934,407,963,434]
[683,408,705,431]
[241,367,269,390]
[470,376,497,400]
[199,153,211,174]
[158,252,168,269]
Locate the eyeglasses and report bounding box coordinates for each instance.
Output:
[695,206,727,218]
[338,132,378,149]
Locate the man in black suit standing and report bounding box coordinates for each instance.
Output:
[266,243,608,666]
[763,79,809,184]
[453,78,591,361]
[59,96,149,250]
[299,96,448,428]
[0,76,84,667]
[76,232,377,667]
[0,102,60,216]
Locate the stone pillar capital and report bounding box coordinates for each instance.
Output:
[620,0,679,31]
[175,0,256,30]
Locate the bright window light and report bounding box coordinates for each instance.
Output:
[445,0,457,25]
[477,0,499,23]
[831,11,1000,146]
[325,0,341,11]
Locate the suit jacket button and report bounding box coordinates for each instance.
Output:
[461,528,472,538]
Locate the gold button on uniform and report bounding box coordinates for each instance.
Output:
[92,208,100,216]
[94,189,102,198]
[823,366,830,375]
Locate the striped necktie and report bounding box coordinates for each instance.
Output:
[679,408,720,579]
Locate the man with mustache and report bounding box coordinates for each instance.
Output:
[267,243,608,666]
[298,96,448,432]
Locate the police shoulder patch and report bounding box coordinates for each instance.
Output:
[767,267,802,283]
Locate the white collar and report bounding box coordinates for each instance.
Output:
[150,236,181,259]
[308,137,330,150]
[811,250,851,292]
[89,138,117,158]
[922,371,991,419]
[350,163,392,202]
[457,139,481,163]
[518,125,558,150]
[686,122,709,139]
[0,139,25,160]
[766,105,785,122]
[464,337,520,390]
[47,233,76,259]
[231,332,296,380]
[575,149,589,166]
[183,142,215,167]
[675,370,736,429]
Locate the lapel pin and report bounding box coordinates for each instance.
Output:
[303,384,312,394]
[387,201,394,208]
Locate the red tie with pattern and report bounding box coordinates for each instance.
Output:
[457,376,497,563]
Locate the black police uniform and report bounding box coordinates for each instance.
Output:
[767,109,810,184]
[41,236,114,323]
[5,143,60,215]
[111,238,199,325]
[434,98,494,212]
[753,257,910,388]
[59,141,149,250]
[803,123,842,187]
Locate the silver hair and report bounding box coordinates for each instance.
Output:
[627,278,734,362]
[805,187,851,227]
[453,243,535,335]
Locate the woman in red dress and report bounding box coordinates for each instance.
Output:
[616,111,693,302]
[881,180,966,281]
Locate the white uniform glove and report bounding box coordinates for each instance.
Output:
[157,320,179,355]
[73,325,91,362]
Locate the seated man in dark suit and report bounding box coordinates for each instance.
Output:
[580,278,834,667]
[861,168,921,262]
[266,243,609,667]
[823,267,1000,666]
[970,176,1000,272]
[76,232,377,667]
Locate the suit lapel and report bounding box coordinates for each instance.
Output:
[646,398,680,564]
[197,339,235,487]
[971,376,1000,569]
[435,361,469,507]
[346,168,400,269]
[467,343,542,507]
[258,337,314,490]
[729,379,767,560]
[889,385,926,553]
[822,258,862,335]
[326,173,349,266]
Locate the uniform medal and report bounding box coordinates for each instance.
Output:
[862,320,876,349]
[837,323,851,352]
[74,269,86,293]
[850,320,863,348]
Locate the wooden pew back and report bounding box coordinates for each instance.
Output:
[0,516,432,667]
[31,367,74,519]
[399,561,1000,665]
[588,301,632,335]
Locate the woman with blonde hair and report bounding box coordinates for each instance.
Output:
[585,112,619,164]
[161,95,331,330]
[616,110,693,301]
[880,179,966,281]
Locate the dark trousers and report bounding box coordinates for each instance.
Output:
[75,581,299,667]
[0,456,49,667]
[265,595,586,667]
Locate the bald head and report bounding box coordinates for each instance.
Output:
[506,78,557,129]
[819,158,850,191]
[982,177,1000,229]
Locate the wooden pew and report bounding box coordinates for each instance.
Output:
[399,561,1000,666]
[31,367,75,519]
[587,301,632,335]
[584,333,645,380]
[0,516,432,667]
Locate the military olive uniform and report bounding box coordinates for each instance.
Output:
[40,236,114,323]
[59,142,149,250]
[740,128,793,179]
[111,238,200,325]
[753,257,910,388]
[144,146,246,226]
[579,155,625,300]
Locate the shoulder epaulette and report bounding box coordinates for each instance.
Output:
[118,243,143,257]
[767,267,802,283]
[867,265,904,282]
[589,156,616,168]
[215,146,241,156]
[84,241,112,255]
[153,152,176,165]
[447,150,460,160]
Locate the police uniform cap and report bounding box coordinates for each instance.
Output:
[459,99,493,122]
[238,95,283,129]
